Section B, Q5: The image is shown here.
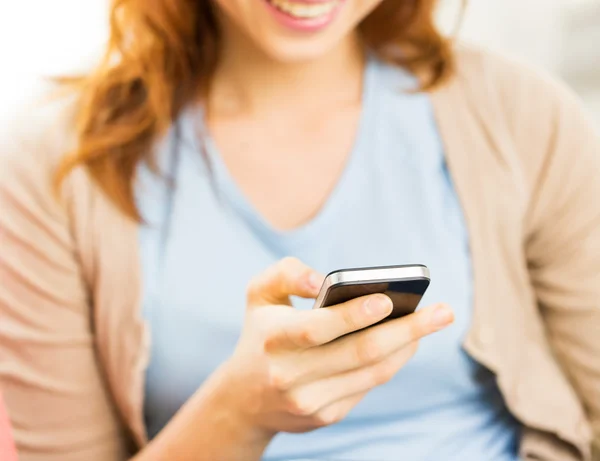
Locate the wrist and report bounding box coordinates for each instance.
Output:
[195,363,276,450]
[139,363,274,461]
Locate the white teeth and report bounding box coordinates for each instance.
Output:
[269,0,338,19]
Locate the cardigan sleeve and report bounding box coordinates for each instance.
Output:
[497,55,600,459]
[0,392,17,461]
[0,95,129,461]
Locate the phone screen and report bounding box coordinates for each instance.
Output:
[321,278,430,321]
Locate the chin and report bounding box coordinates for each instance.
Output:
[214,0,381,63]
[253,32,349,63]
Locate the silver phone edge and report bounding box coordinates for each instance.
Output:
[312,265,430,310]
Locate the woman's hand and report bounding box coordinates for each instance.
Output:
[138,257,453,461]
[218,257,454,437]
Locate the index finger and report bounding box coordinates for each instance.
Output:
[247,257,324,308]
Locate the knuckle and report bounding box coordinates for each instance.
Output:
[355,333,383,365]
[370,359,396,386]
[408,315,427,341]
[314,407,342,427]
[287,395,318,417]
[263,333,280,353]
[296,327,318,348]
[340,302,361,331]
[246,275,263,303]
[267,365,294,392]
[278,256,301,273]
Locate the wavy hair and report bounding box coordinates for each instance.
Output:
[56,0,457,220]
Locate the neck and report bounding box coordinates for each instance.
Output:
[208,20,366,117]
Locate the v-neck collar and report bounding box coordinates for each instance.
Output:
[189,55,379,252]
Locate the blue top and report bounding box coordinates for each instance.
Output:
[138,56,521,461]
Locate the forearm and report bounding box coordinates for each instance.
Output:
[132,369,274,461]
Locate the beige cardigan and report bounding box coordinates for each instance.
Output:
[0,45,599,461]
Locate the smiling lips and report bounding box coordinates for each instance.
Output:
[268,0,340,19]
[264,0,344,31]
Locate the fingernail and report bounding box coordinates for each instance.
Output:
[431,304,454,328]
[364,295,392,317]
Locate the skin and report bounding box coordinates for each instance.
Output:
[134,1,455,460]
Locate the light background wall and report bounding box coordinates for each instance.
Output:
[0,0,598,123]
[438,0,600,126]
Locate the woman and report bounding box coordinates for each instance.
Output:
[0,0,599,460]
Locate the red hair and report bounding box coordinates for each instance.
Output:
[56,0,455,220]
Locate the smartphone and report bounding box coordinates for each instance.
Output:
[313,264,430,322]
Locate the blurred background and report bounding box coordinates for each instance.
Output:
[0,0,598,126]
